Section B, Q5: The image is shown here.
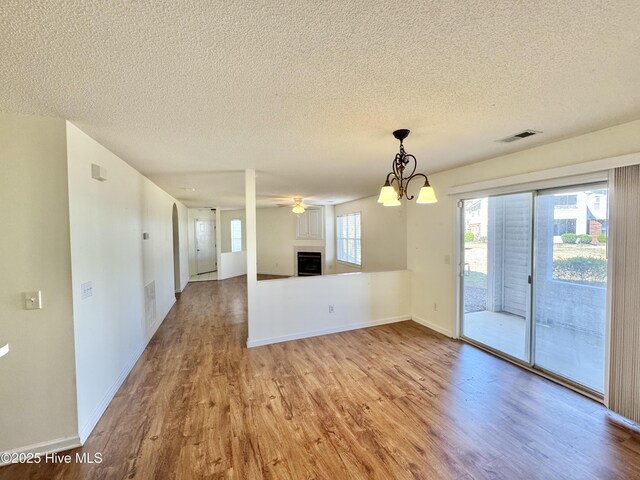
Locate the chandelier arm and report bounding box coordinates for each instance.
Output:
[385,172,396,184]
[403,154,417,180]
[392,154,402,179]
[404,173,429,200]
[388,175,402,199]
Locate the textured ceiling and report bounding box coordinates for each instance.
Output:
[1,1,640,208]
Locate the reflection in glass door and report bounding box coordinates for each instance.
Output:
[533,186,608,393]
[461,192,533,362]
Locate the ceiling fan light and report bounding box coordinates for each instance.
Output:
[377,182,397,203]
[416,184,438,204]
[382,198,401,207]
[292,204,305,214]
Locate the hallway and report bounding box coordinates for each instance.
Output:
[2,278,640,479]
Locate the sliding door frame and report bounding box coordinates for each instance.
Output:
[456,174,610,402]
[458,192,535,369]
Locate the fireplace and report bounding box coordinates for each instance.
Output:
[297,251,322,276]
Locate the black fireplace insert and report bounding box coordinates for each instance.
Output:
[297,252,322,276]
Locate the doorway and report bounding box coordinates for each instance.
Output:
[460,183,608,395]
[195,218,217,274]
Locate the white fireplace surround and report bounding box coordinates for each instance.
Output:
[294,246,325,276]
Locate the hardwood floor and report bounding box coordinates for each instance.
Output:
[3,277,640,479]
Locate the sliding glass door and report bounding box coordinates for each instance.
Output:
[532,186,608,393]
[461,192,533,362]
[460,184,608,395]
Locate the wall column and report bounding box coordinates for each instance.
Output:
[245,169,257,344]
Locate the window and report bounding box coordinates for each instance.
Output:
[554,194,578,207]
[230,219,242,252]
[553,218,576,236]
[336,212,361,266]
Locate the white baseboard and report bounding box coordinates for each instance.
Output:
[78,341,146,444]
[0,436,81,467]
[247,315,411,348]
[411,315,455,338]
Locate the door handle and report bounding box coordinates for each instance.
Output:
[528,275,532,284]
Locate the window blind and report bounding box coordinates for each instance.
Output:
[608,165,640,422]
[336,212,361,266]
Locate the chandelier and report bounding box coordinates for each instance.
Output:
[377,129,437,206]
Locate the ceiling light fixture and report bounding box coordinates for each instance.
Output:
[377,129,437,206]
[292,198,306,214]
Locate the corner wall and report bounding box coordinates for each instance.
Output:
[0,113,79,454]
[408,119,640,337]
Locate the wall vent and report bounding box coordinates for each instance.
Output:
[497,130,542,143]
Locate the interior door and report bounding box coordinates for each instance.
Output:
[461,192,533,363]
[195,219,216,274]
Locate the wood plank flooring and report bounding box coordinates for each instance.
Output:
[2,277,640,479]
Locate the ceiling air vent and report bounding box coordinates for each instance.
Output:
[497,130,542,143]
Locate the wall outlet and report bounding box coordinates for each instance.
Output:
[329,305,334,313]
[433,303,438,311]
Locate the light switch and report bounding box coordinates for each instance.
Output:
[444,254,451,265]
[81,281,93,299]
[23,291,42,310]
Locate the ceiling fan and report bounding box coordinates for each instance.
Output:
[276,197,316,214]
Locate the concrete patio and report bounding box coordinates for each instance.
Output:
[463,310,604,393]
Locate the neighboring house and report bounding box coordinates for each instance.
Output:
[465,198,488,239]
[465,190,608,242]
[552,190,607,241]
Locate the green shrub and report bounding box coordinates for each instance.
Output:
[597,234,607,244]
[553,257,607,285]
[561,233,577,244]
[464,231,475,242]
[578,234,592,244]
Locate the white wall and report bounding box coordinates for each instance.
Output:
[218,251,248,280]
[187,208,217,276]
[256,207,296,275]
[66,122,188,443]
[335,195,407,273]
[248,270,411,347]
[324,205,336,274]
[408,119,640,337]
[220,209,246,252]
[0,113,79,454]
